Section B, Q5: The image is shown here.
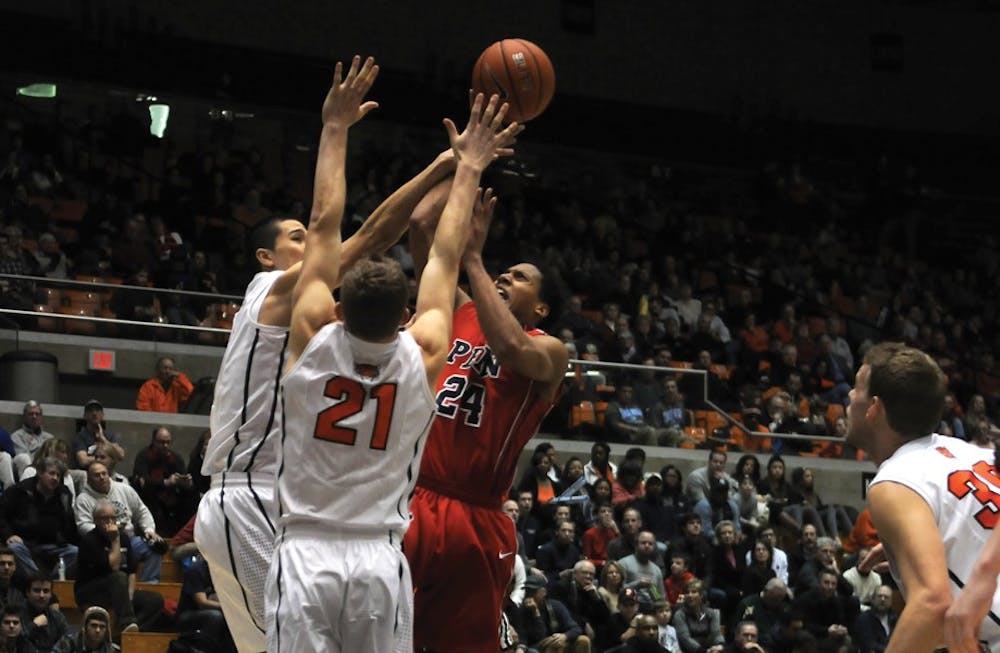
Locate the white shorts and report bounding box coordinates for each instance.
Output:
[194,474,276,653]
[265,526,413,653]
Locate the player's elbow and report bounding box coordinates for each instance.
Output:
[907,585,952,621]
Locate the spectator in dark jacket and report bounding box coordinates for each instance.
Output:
[549,560,611,644]
[21,573,68,651]
[854,585,897,653]
[519,574,590,653]
[0,458,78,577]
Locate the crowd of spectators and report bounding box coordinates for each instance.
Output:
[504,443,891,652]
[1,84,997,446]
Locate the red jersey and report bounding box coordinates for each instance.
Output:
[417,301,558,507]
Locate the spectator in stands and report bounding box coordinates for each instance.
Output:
[768,344,799,389]
[135,357,194,413]
[741,539,777,598]
[0,605,31,653]
[550,560,610,645]
[650,378,695,447]
[519,574,590,653]
[515,490,541,556]
[617,612,671,653]
[20,573,68,651]
[92,444,127,484]
[797,568,855,652]
[794,537,852,598]
[608,507,644,562]
[938,393,966,440]
[743,527,788,585]
[732,578,790,642]
[965,394,1000,438]
[816,335,853,406]
[790,467,853,539]
[598,560,625,615]
[0,547,24,614]
[74,500,163,634]
[693,476,741,540]
[131,427,197,537]
[186,430,211,496]
[841,546,883,611]
[584,442,617,486]
[175,558,237,653]
[0,227,36,312]
[74,462,164,582]
[663,554,695,609]
[517,451,561,529]
[786,523,818,581]
[707,520,746,622]
[71,400,124,471]
[841,509,879,556]
[636,474,678,543]
[9,401,54,479]
[854,585,896,652]
[620,530,665,606]
[672,579,724,653]
[536,519,581,587]
[671,513,713,580]
[612,461,646,511]
[601,586,641,650]
[0,457,77,577]
[52,605,119,653]
[685,449,737,505]
[771,305,797,346]
[660,465,691,522]
[108,268,160,326]
[756,455,810,532]
[606,384,668,445]
[33,233,70,280]
[735,475,768,537]
[582,503,618,568]
[722,621,765,653]
[19,438,76,498]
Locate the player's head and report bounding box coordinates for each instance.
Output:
[495,261,563,329]
[846,342,946,449]
[337,254,409,342]
[251,216,306,272]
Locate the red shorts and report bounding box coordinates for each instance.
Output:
[404,485,516,653]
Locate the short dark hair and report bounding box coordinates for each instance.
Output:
[249,215,286,254]
[591,441,610,457]
[339,255,408,341]
[625,447,646,463]
[864,342,946,440]
[525,259,565,328]
[1,606,19,619]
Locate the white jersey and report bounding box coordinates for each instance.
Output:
[203,270,289,477]
[872,433,1000,649]
[277,322,435,538]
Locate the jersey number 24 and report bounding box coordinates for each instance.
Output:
[313,376,397,450]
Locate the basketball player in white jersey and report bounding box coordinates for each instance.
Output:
[193,55,511,652]
[847,342,1000,652]
[266,56,519,653]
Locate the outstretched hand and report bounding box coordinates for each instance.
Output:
[444,93,522,173]
[321,55,380,128]
[462,187,497,264]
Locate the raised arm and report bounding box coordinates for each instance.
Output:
[461,203,567,401]
[286,56,378,367]
[408,94,520,387]
[868,481,953,653]
[944,525,1000,652]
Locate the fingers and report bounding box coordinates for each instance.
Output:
[332,61,344,87]
[443,117,459,144]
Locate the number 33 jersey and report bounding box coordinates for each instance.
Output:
[871,432,1000,646]
[277,322,435,538]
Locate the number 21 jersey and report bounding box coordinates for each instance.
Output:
[277,322,435,538]
[871,432,1000,648]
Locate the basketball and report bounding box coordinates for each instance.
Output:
[471,39,555,123]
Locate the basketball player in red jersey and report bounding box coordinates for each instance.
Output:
[404,183,569,653]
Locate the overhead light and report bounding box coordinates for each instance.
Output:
[16,83,56,98]
[149,104,170,138]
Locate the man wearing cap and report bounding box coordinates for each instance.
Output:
[520,574,591,653]
[10,401,54,478]
[72,401,124,470]
[52,606,121,653]
[600,587,642,651]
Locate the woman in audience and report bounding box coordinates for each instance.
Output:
[516,450,562,527]
[672,579,724,653]
[734,454,761,485]
[756,454,820,534]
[93,443,128,483]
[598,560,626,614]
[707,520,746,622]
[659,464,691,527]
[741,539,777,596]
[21,437,77,498]
[790,467,854,539]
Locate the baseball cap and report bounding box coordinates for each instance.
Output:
[523,575,547,592]
[84,399,103,411]
[619,587,639,604]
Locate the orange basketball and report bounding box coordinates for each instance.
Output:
[471,39,555,123]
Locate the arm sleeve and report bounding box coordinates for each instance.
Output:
[135,380,156,411]
[173,373,194,406]
[75,494,96,536]
[126,486,157,534]
[554,600,582,640]
[671,611,700,653]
